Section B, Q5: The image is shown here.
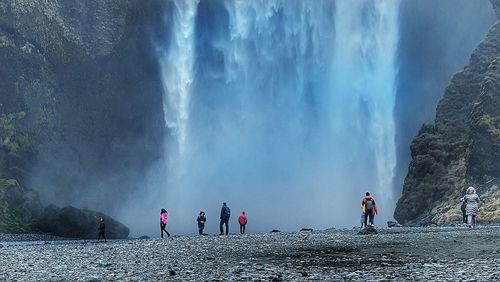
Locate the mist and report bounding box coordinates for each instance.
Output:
[128,0,399,236]
[24,0,497,237]
[122,0,497,236]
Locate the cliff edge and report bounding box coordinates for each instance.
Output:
[394,1,500,225]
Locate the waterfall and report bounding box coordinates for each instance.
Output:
[158,0,200,157]
[330,1,399,215]
[158,0,399,233]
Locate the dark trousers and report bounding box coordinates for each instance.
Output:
[364,210,374,226]
[198,226,204,235]
[160,223,170,238]
[98,231,106,242]
[462,209,467,224]
[240,224,246,234]
[220,219,229,235]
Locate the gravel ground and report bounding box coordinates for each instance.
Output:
[0,226,499,281]
[0,233,66,242]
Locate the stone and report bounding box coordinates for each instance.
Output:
[357,225,378,235]
[387,221,403,228]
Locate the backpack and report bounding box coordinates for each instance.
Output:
[365,198,374,210]
[239,215,247,225]
[225,207,231,218]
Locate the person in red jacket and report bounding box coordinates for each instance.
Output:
[238,211,247,234]
[361,192,378,227]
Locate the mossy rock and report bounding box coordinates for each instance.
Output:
[0,178,33,233]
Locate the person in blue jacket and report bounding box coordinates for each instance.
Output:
[219,202,230,235]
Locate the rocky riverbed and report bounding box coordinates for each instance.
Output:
[0,226,499,281]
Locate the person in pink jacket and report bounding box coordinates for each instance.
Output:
[160,208,171,238]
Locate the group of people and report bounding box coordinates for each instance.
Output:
[160,202,249,238]
[358,186,483,230]
[95,186,484,242]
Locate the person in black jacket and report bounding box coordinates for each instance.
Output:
[98,216,106,242]
[197,211,206,235]
[461,199,467,224]
[219,202,230,235]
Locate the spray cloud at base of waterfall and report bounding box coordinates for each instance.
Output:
[145,0,401,235]
[111,0,495,236]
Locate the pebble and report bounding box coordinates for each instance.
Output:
[0,226,498,281]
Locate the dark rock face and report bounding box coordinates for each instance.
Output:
[0,0,130,63]
[0,0,167,215]
[395,8,500,225]
[37,205,129,239]
[0,0,165,233]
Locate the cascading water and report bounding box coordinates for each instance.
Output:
[159,0,200,157]
[158,0,399,233]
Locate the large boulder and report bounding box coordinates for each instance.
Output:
[37,205,129,239]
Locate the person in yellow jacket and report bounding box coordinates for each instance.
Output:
[360,204,365,228]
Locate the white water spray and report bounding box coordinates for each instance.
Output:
[330,0,399,214]
[159,0,199,157]
[159,0,399,234]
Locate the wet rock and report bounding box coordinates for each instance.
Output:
[300,228,313,232]
[169,270,176,276]
[270,229,281,233]
[137,236,150,240]
[387,221,403,228]
[357,225,378,235]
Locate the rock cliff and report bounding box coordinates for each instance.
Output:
[395,1,500,225]
[0,0,167,234]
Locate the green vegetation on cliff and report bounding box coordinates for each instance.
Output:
[0,0,166,233]
[0,179,30,233]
